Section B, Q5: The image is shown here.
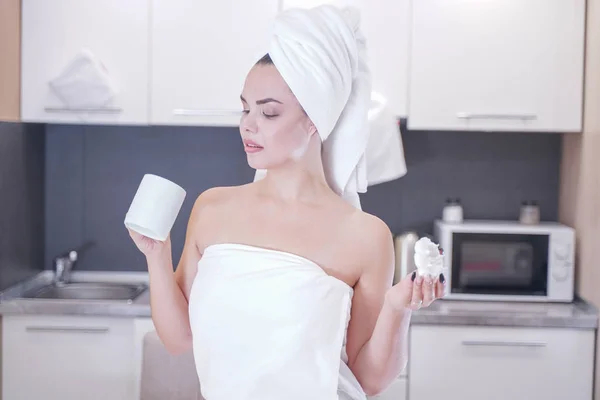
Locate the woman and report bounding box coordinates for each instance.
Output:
[128,5,444,400]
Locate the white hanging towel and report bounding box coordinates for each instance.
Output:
[48,48,118,109]
[365,92,407,186]
[253,5,371,209]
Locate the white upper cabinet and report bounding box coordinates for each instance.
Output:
[19,0,587,130]
[21,0,150,125]
[282,0,410,118]
[408,0,586,132]
[150,0,279,126]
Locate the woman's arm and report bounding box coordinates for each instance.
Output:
[129,190,215,355]
[147,197,203,353]
[345,218,443,396]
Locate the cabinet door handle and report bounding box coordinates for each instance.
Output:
[26,326,110,334]
[173,109,243,117]
[456,112,537,121]
[462,340,547,348]
[44,106,122,114]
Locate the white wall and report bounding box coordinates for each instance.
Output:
[559,0,600,398]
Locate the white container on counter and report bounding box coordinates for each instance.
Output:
[442,198,463,223]
[520,201,540,224]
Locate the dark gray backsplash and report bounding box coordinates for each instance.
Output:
[0,122,45,290]
[361,121,561,235]
[45,123,561,271]
[45,125,254,272]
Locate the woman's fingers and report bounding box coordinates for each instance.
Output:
[422,275,435,306]
[406,272,447,311]
[409,273,424,310]
[434,274,444,298]
[127,228,144,242]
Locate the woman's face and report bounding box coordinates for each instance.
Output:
[239,63,317,170]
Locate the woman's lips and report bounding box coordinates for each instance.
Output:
[244,139,263,153]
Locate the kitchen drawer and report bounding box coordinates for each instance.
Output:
[2,315,135,400]
[409,325,594,400]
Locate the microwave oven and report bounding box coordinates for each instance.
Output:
[434,220,575,302]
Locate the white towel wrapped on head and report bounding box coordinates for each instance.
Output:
[254,5,371,209]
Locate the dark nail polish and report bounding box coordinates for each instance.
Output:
[439,273,445,283]
[411,271,416,282]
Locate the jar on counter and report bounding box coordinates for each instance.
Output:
[520,201,540,224]
[442,198,463,223]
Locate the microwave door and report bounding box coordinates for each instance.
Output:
[451,232,549,296]
[460,242,534,287]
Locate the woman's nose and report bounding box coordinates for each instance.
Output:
[241,113,258,134]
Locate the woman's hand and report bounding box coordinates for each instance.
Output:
[127,228,171,260]
[385,270,446,312]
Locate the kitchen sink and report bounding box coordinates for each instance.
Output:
[22,282,147,302]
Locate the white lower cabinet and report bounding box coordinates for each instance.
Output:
[2,315,135,400]
[409,325,595,400]
[2,315,595,400]
[2,315,157,400]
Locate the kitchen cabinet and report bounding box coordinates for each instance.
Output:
[21,0,150,125]
[2,315,135,400]
[409,325,594,400]
[408,0,586,132]
[281,0,410,118]
[0,0,20,122]
[150,0,279,126]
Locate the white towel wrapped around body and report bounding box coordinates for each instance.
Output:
[254,5,371,209]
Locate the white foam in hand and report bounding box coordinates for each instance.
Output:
[414,237,445,278]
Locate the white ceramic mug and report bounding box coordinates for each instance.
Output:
[124,174,186,241]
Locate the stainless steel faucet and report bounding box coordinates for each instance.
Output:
[53,251,78,285]
[53,242,94,285]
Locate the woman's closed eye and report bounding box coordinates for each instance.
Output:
[240,109,277,118]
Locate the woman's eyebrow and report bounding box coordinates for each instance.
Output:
[240,95,283,105]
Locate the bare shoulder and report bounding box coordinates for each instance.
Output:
[345,208,393,247]
[187,185,246,239]
[188,186,247,253]
[328,195,394,260]
[346,210,395,276]
[357,211,393,244]
[190,185,248,215]
[194,185,240,207]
